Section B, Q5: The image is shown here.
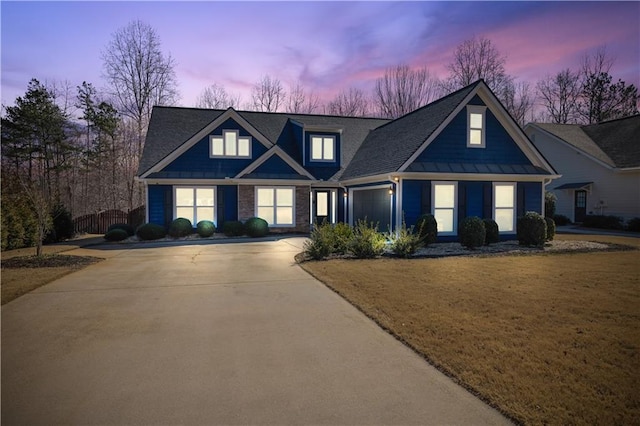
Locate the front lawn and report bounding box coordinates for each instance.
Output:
[300,235,640,424]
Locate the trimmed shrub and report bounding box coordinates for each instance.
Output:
[517,211,547,247]
[304,222,334,260]
[168,218,193,238]
[136,223,166,240]
[582,215,624,230]
[416,214,438,246]
[389,222,422,258]
[544,217,556,241]
[244,217,269,238]
[459,216,486,249]
[196,220,216,237]
[45,203,74,243]
[483,218,500,245]
[627,217,640,233]
[104,228,128,242]
[553,214,571,226]
[349,219,386,258]
[544,191,557,218]
[222,220,244,237]
[331,222,354,255]
[107,223,135,236]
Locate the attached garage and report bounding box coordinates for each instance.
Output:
[351,187,392,232]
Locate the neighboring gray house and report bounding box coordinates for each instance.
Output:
[525,115,640,222]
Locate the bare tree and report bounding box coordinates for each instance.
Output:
[196,83,240,109]
[374,65,439,118]
[536,69,581,123]
[445,36,513,97]
[251,75,286,112]
[501,80,536,126]
[102,19,179,156]
[286,82,320,114]
[326,87,370,117]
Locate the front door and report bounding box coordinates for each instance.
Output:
[314,190,332,225]
[574,190,587,222]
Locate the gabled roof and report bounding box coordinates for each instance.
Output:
[341,82,480,180]
[138,107,389,179]
[530,115,640,169]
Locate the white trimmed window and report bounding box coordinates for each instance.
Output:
[175,187,215,224]
[256,187,295,227]
[210,130,251,158]
[432,182,457,235]
[467,105,486,148]
[310,135,335,161]
[494,183,516,233]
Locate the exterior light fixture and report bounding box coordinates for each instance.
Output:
[393,176,399,182]
[388,185,394,195]
[343,192,348,198]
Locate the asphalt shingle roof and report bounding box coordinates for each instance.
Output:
[341,82,479,179]
[533,115,640,169]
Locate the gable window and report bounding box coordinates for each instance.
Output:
[210,130,251,158]
[175,187,215,224]
[256,187,295,226]
[432,182,457,235]
[467,105,486,148]
[494,183,516,233]
[310,135,335,161]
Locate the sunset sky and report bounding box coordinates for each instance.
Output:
[1,1,638,114]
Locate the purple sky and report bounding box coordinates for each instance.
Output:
[1,1,638,114]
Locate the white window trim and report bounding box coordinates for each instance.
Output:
[431,181,458,236]
[310,135,336,162]
[255,186,296,227]
[493,182,517,234]
[467,105,486,148]
[210,129,252,159]
[173,185,216,225]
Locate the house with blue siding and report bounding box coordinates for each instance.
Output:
[138,80,558,240]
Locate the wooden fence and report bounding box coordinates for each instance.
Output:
[74,205,146,235]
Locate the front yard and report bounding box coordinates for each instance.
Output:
[300,234,640,424]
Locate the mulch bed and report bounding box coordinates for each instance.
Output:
[2,255,103,269]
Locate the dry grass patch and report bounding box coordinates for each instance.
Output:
[301,243,640,424]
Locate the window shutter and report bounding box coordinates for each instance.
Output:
[517,184,525,217]
[163,187,173,228]
[458,182,466,223]
[217,187,225,227]
[483,183,492,219]
[421,182,432,215]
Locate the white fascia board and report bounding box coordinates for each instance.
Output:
[398,171,560,182]
[234,145,316,180]
[144,178,315,186]
[339,173,397,187]
[140,108,274,178]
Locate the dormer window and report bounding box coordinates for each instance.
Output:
[310,135,335,161]
[467,105,486,148]
[210,130,251,158]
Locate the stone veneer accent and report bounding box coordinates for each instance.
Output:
[238,185,310,233]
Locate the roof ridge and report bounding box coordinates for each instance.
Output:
[582,113,640,128]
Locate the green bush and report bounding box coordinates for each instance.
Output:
[1,193,38,250]
[136,223,167,240]
[553,214,571,226]
[389,222,422,258]
[545,191,557,218]
[349,219,386,258]
[517,212,547,247]
[331,222,353,255]
[244,217,269,238]
[627,217,640,232]
[415,214,438,246]
[104,228,129,242]
[45,203,74,243]
[304,222,334,260]
[582,215,624,230]
[459,216,486,249]
[483,218,500,245]
[107,223,135,236]
[544,217,556,241]
[196,220,216,237]
[222,220,244,237]
[168,218,193,238]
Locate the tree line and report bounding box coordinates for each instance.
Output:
[2,20,638,253]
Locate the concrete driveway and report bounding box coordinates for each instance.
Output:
[2,237,510,425]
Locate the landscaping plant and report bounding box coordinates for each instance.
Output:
[244,217,269,237]
[331,222,354,255]
[553,214,571,226]
[627,217,640,232]
[415,214,438,246]
[104,228,129,242]
[517,211,547,247]
[168,218,193,238]
[459,216,486,249]
[107,223,135,236]
[582,215,624,230]
[45,203,74,243]
[222,220,244,237]
[389,221,422,258]
[196,220,216,237]
[483,218,500,245]
[136,223,166,240]
[303,222,334,260]
[544,217,556,241]
[349,219,386,258]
